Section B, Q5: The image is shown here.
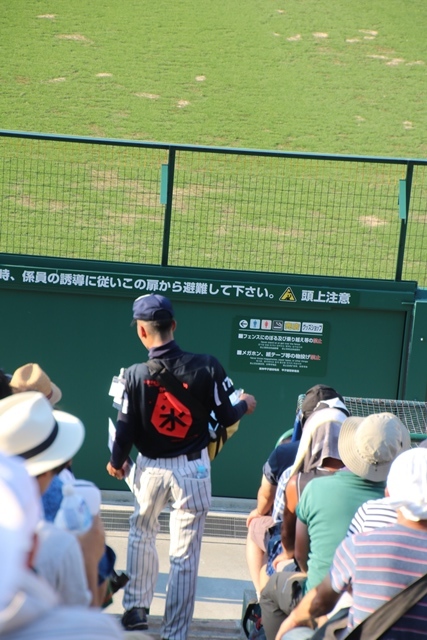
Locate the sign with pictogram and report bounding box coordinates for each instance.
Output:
[230,316,329,376]
[280,287,297,302]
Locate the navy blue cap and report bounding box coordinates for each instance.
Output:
[132,294,174,322]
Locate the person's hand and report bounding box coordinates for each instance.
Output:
[246,507,262,527]
[275,611,298,640]
[241,393,257,414]
[106,461,126,480]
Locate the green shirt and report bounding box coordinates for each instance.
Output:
[296,470,385,592]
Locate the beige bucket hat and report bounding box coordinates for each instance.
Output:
[10,363,62,406]
[338,412,411,482]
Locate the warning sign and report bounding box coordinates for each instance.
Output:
[230,316,329,376]
[280,288,297,302]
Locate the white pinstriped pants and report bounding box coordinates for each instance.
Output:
[123,448,211,640]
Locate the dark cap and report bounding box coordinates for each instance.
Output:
[132,294,174,322]
[301,384,344,425]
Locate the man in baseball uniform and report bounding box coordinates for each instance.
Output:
[107,294,256,639]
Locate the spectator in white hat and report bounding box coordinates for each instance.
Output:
[276,446,427,640]
[260,412,411,640]
[0,391,105,607]
[0,451,123,640]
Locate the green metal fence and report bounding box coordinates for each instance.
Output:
[1,130,427,286]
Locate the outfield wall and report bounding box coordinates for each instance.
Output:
[1,254,425,498]
[1,131,427,498]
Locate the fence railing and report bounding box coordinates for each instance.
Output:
[1,130,427,286]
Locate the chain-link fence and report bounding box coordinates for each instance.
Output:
[1,131,426,286]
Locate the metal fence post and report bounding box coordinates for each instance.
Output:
[161,147,176,267]
[395,162,414,281]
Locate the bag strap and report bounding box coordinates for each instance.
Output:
[345,571,427,640]
[145,359,211,422]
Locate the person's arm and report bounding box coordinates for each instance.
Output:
[281,475,299,554]
[294,518,310,573]
[212,365,256,426]
[246,475,276,526]
[78,514,106,607]
[272,477,299,568]
[275,575,341,639]
[107,375,137,477]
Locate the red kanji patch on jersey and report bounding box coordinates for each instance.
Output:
[151,390,193,438]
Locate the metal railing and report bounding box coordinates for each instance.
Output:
[1,130,427,286]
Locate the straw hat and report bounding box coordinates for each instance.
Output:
[10,363,62,406]
[338,412,411,482]
[0,391,85,477]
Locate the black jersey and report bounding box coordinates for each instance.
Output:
[111,340,247,464]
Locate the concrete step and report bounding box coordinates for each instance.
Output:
[113,615,245,640]
[101,493,255,541]
[104,493,255,636]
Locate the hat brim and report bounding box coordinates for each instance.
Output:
[338,415,391,482]
[48,382,62,407]
[24,409,85,477]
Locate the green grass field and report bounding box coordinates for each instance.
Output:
[2,0,427,156]
[1,0,427,285]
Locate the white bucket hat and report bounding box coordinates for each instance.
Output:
[338,412,411,482]
[386,448,427,521]
[0,391,85,477]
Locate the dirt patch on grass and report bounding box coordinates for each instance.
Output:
[132,192,164,209]
[359,216,387,227]
[48,200,67,212]
[92,170,121,190]
[386,58,405,66]
[96,73,113,78]
[412,214,427,223]
[134,92,160,99]
[89,125,106,137]
[47,77,66,83]
[105,208,162,225]
[16,195,37,209]
[91,171,163,210]
[38,14,56,18]
[177,100,190,108]
[55,34,92,43]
